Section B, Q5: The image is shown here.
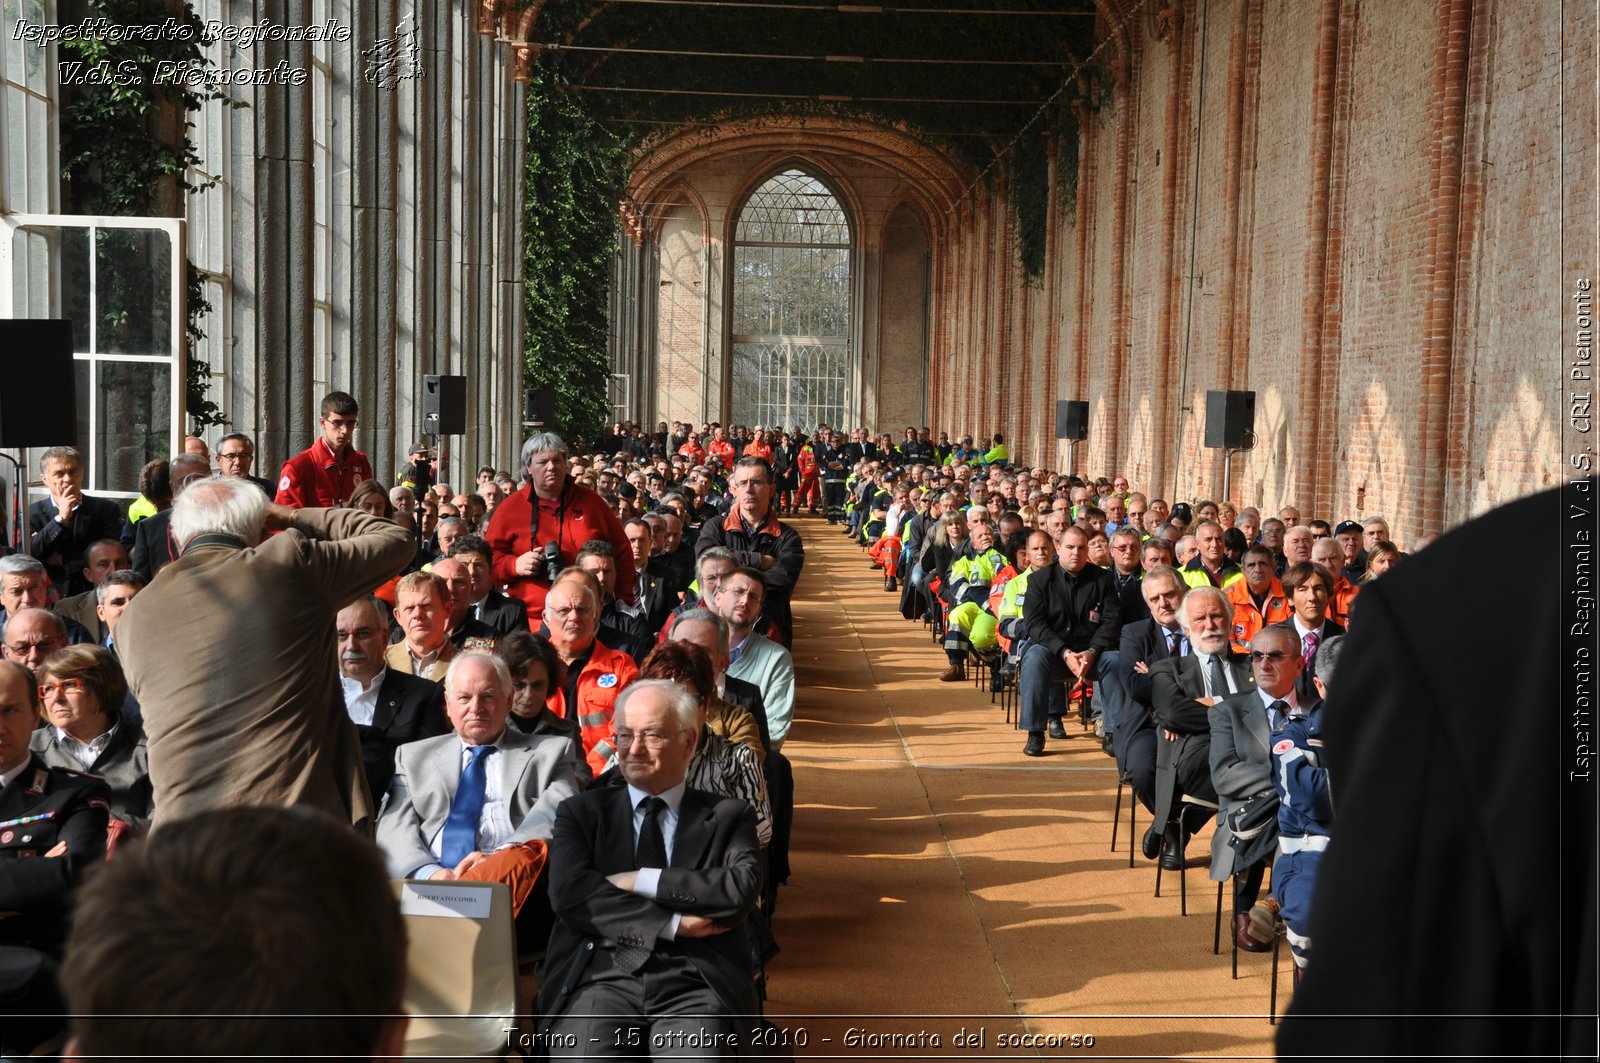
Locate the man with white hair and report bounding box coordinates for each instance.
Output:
[117,477,413,827]
[375,651,582,885]
[485,431,636,621]
[539,679,761,1057]
[1144,585,1256,873]
[27,446,123,597]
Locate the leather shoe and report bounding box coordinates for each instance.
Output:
[937,664,965,683]
[1141,824,1163,861]
[1047,718,1067,740]
[1233,913,1272,953]
[1102,732,1115,756]
[1023,732,1046,757]
[1159,821,1186,871]
[884,575,898,592]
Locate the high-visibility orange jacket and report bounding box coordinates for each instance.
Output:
[1226,577,1293,653]
[545,641,639,775]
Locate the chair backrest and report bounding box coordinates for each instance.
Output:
[391,879,516,1056]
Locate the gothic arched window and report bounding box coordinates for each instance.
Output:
[730,169,852,430]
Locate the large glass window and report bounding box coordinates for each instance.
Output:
[730,169,851,431]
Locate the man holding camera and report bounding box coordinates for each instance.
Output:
[485,432,636,628]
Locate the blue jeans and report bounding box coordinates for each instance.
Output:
[1018,644,1126,734]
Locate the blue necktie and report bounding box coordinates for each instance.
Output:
[440,745,492,869]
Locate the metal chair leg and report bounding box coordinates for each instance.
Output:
[1270,919,1283,1025]
[1111,775,1124,853]
[1213,880,1224,955]
[1127,780,1138,869]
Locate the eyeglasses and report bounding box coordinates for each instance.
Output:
[613,728,688,749]
[38,677,85,699]
[217,450,251,462]
[323,416,358,428]
[1248,651,1293,662]
[7,636,62,656]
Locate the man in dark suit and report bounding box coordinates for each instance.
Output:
[374,652,583,882]
[1208,623,1316,952]
[539,679,760,1058]
[1278,479,1596,1059]
[28,447,123,597]
[429,557,499,651]
[336,597,449,800]
[131,453,210,582]
[214,432,275,496]
[1016,526,1123,756]
[50,539,129,645]
[1145,585,1256,872]
[1114,566,1188,812]
[449,535,530,637]
[1272,561,1346,699]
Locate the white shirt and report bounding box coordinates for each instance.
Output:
[1256,686,1303,730]
[340,667,387,727]
[627,780,687,940]
[414,733,516,879]
[1194,649,1240,698]
[52,720,119,770]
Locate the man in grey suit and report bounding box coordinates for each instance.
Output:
[375,652,584,881]
[1209,623,1316,952]
[118,477,414,828]
[1145,586,1256,872]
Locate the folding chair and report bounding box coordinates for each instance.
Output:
[1109,769,1138,868]
[1155,794,1218,917]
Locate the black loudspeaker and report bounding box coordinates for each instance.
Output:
[524,387,556,427]
[0,320,78,448]
[1056,399,1089,441]
[423,374,467,435]
[1204,389,1256,449]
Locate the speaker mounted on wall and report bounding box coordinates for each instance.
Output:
[422,374,467,436]
[0,320,78,449]
[1204,389,1257,449]
[1055,399,1089,441]
[524,387,556,427]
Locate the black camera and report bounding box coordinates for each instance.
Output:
[543,541,562,582]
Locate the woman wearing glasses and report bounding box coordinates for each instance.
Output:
[29,645,151,827]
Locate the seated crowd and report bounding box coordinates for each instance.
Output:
[0,398,1405,1054]
[833,435,1408,966]
[0,397,811,1057]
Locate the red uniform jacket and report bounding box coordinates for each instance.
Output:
[485,480,637,621]
[545,641,639,775]
[707,439,736,469]
[275,437,373,509]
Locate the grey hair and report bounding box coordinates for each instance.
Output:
[614,678,699,735]
[170,476,268,550]
[444,650,512,700]
[1140,564,1186,599]
[436,516,467,533]
[1248,623,1302,657]
[0,554,48,580]
[670,606,729,647]
[96,569,148,604]
[1177,585,1233,634]
[520,432,568,468]
[38,446,81,473]
[1314,633,1344,688]
[695,547,738,582]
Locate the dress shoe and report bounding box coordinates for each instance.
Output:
[1102,732,1115,756]
[1159,821,1186,871]
[884,575,898,592]
[1047,718,1067,740]
[1141,824,1164,860]
[937,663,965,683]
[1233,912,1272,953]
[1023,732,1046,757]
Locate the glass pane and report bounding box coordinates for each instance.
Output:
[735,170,850,246]
[95,228,173,356]
[11,227,55,318]
[95,360,171,493]
[731,341,846,432]
[53,226,92,349]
